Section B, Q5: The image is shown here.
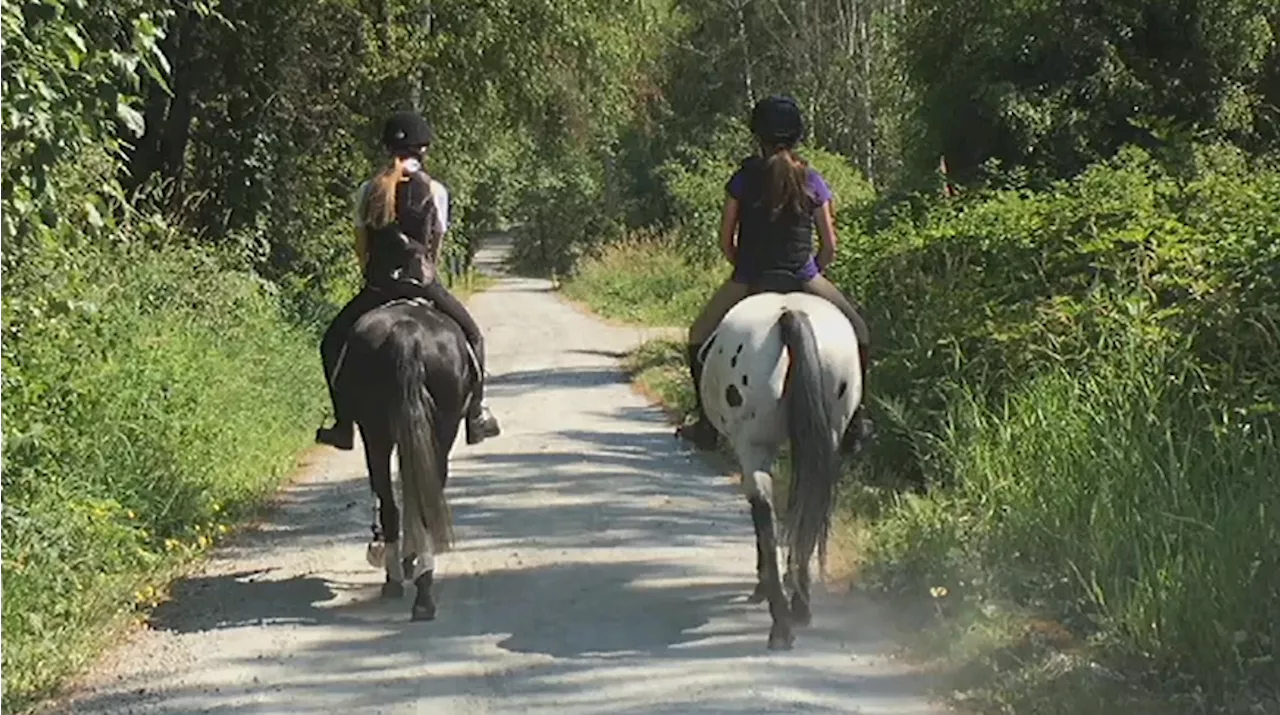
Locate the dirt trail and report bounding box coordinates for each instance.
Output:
[49,234,947,714]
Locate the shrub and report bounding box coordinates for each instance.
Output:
[1,225,328,710]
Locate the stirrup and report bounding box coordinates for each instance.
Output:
[465,406,501,445]
[316,423,355,451]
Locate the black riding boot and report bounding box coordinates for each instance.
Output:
[676,343,719,450]
[316,336,355,451]
[419,279,500,446]
[840,343,874,455]
[464,370,500,445]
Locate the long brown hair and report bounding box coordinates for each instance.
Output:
[363,155,410,229]
[761,144,810,219]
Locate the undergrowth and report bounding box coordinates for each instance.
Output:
[1,232,330,712]
[560,234,722,327]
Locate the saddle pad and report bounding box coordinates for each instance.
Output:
[384,296,435,309]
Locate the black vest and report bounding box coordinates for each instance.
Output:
[732,156,817,281]
[362,170,442,286]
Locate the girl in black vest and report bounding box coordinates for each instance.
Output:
[316,111,500,450]
[678,96,873,451]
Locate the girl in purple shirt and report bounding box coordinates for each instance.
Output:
[678,96,872,452]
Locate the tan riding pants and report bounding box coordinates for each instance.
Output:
[689,274,870,349]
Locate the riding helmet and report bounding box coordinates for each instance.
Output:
[749,95,806,146]
[381,110,435,153]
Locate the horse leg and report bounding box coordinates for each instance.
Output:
[748,538,769,603]
[743,467,793,650]
[407,407,461,622]
[408,545,435,622]
[409,458,443,622]
[363,428,403,598]
[789,552,813,627]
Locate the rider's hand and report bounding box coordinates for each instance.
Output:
[816,246,834,270]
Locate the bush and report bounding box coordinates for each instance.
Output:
[560,232,724,327]
[861,330,1280,695]
[838,146,1280,486]
[1,225,328,711]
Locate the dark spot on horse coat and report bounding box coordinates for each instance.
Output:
[735,344,744,354]
[741,374,749,386]
[730,355,737,368]
[725,384,743,408]
[837,381,848,399]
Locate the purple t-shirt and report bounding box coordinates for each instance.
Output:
[726,166,833,206]
[725,164,832,281]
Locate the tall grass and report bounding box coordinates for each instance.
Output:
[559,234,723,327]
[1,236,329,712]
[863,331,1279,696]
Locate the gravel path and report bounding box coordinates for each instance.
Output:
[48,235,947,715]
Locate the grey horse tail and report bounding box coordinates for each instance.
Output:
[777,308,840,577]
[389,322,455,552]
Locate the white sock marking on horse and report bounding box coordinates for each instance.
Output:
[384,540,405,582]
[397,471,437,580]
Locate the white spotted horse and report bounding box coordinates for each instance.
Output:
[331,237,480,621]
[696,290,863,650]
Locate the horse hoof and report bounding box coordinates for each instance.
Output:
[410,602,437,621]
[381,581,404,599]
[747,583,768,604]
[767,628,795,651]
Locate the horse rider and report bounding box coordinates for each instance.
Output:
[315,110,501,451]
[677,95,874,451]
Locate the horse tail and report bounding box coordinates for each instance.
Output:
[389,325,455,554]
[777,308,839,576]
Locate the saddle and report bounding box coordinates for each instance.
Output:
[330,280,483,410]
[746,269,806,296]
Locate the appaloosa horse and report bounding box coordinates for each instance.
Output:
[695,290,863,649]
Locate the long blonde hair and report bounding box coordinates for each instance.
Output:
[363,156,409,229]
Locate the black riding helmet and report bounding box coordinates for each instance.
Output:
[381,110,434,156]
[749,95,806,147]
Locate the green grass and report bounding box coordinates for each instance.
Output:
[1,239,331,713]
[623,339,697,418]
[858,341,1280,713]
[560,235,722,327]
[443,266,496,300]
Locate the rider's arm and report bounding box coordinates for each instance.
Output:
[429,179,450,267]
[353,181,371,270]
[718,194,740,264]
[355,227,369,270]
[815,201,837,270]
[811,170,837,270]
